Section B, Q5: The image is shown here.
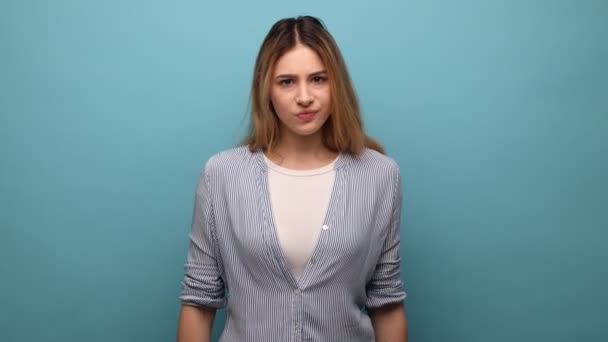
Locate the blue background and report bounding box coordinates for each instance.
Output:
[1,0,606,341]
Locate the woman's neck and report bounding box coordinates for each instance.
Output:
[266,132,338,170]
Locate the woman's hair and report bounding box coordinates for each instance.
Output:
[243,16,384,155]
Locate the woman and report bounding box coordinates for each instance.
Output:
[177,16,408,342]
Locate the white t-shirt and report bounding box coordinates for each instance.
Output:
[264,154,338,281]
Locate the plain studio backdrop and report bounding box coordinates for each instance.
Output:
[1,0,606,341]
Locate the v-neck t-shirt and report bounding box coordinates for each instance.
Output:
[264,154,338,281]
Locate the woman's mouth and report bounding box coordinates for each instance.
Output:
[296,111,316,121]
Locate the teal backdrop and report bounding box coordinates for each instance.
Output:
[1,0,606,341]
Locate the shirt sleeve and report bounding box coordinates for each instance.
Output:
[179,162,226,308]
[365,165,407,309]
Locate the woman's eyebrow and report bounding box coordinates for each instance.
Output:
[275,74,297,79]
[309,70,327,76]
[275,70,327,79]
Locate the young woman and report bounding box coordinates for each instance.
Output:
[177,16,408,342]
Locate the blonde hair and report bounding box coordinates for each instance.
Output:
[243,16,384,155]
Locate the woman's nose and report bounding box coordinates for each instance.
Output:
[295,85,313,106]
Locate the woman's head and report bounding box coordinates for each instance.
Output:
[245,16,383,154]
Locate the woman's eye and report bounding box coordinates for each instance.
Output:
[312,76,326,84]
[279,79,294,86]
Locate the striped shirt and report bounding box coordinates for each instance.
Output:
[180,146,406,341]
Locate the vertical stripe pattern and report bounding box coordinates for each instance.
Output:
[180,146,406,341]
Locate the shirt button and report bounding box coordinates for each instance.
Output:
[322,224,329,230]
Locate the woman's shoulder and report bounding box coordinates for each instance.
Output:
[202,145,257,175]
[350,148,401,175]
[345,148,402,193]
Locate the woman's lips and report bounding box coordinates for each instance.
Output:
[296,111,316,121]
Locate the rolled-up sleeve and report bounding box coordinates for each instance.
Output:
[365,166,407,309]
[180,163,226,308]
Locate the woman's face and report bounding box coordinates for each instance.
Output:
[269,43,332,141]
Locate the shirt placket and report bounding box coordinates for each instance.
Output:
[292,288,303,341]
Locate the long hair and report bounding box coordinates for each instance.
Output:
[243,16,384,155]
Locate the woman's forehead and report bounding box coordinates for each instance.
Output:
[273,44,326,76]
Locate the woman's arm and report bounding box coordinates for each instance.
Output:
[178,160,225,341]
[176,304,216,342]
[369,302,408,342]
[367,165,408,341]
